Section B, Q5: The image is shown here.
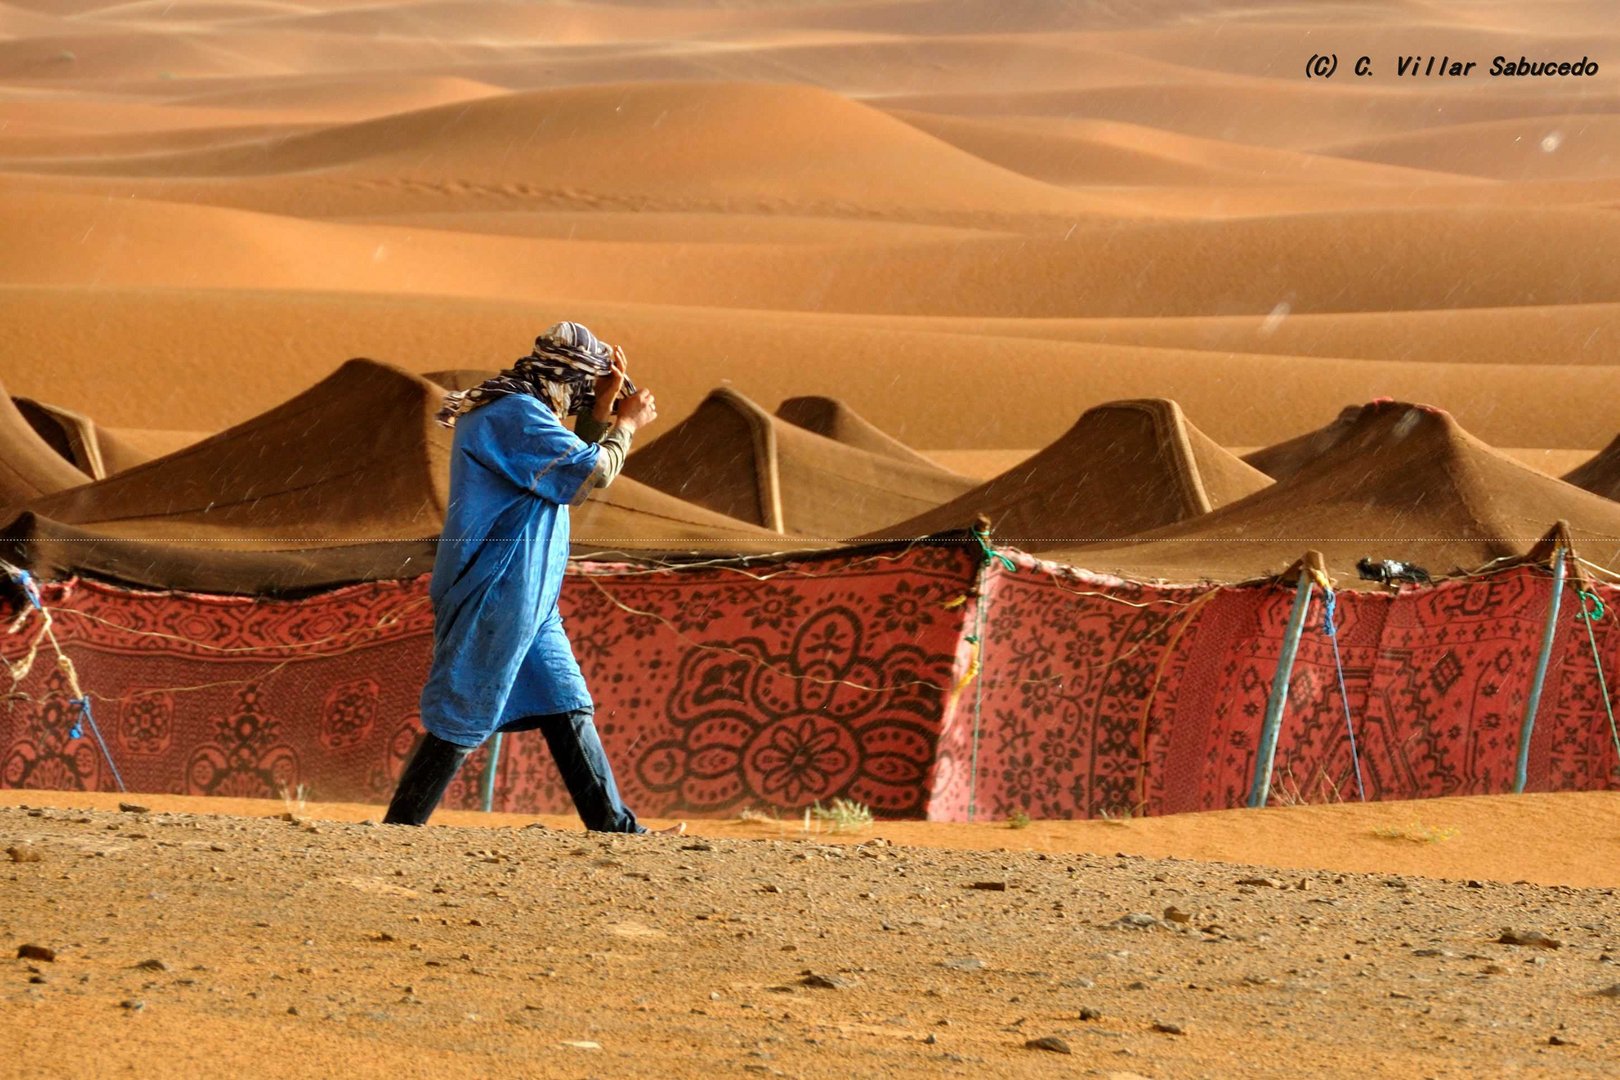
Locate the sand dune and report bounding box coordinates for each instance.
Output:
[0,6,1615,583]
[10,189,1620,326]
[336,210,1002,246]
[233,0,762,43]
[0,98,292,136]
[6,82,1099,221]
[0,31,290,81]
[892,111,1467,188]
[1325,114,1620,181]
[171,74,507,121]
[923,303,1620,372]
[7,284,1620,453]
[878,82,1620,150]
[12,281,1620,459]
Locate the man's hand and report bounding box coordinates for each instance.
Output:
[591,347,629,423]
[614,388,658,436]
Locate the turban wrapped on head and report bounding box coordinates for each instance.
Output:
[437,322,637,427]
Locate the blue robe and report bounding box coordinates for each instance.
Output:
[418,394,600,747]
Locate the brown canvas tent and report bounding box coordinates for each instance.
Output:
[865,399,1270,549]
[1057,401,1620,585]
[775,396,948,469]
[625,387,972,538]
[1241,405,1364,481]
[0,385,91,515]
[5,359,450,592]
[14,397,159,480]
[4,360,781,593]
[1565,434,1620,503]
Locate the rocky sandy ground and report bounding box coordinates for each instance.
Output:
[4,799,1620,1079]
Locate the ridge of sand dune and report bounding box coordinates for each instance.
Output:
[236,0,771,42]
[11,190,1620,320]
[336,210,1007,245]
[879,82,1620,150]
[1321,113,1620,181]
[0,31,289,82]
[927,303,1620,370]
[6,284,1620,451]
[0,98,301,136]
[171,73,506,120]
[0,2,73,37]
[891,110,1469,188]
[8,82,1096,220]
[1062,401,1620,584]
[0,120,315,158]
[80,1,324,22]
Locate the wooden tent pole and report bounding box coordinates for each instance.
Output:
[1515,546,1567,794]
[1248,570,1315,809]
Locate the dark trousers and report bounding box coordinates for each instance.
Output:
[383,708,642,832]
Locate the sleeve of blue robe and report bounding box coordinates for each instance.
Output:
[417,396,601,747]
[462,396,601,505]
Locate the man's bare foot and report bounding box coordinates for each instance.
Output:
[651,822,687,836]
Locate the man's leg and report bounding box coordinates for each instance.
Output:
[536,708,643,833]
[383,732,475,826]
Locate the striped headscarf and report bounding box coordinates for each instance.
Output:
[436,322,637,428]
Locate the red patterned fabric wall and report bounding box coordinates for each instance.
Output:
[0,545,979,818]
[4,549,1618,821]
[959,557,1620,821]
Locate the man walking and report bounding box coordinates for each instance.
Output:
[385,322,672,832]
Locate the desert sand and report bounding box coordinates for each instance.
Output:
[3,1,1620,454]
[5,789,1620,1079]
[5,1,1620,1074]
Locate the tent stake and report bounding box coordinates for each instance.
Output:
[481,732,504,813]
[1515,546,1567,794]
[1248,572,1315,809]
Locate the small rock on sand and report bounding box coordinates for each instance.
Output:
[1112,912,1162,930]
[17,944,55,962]
[1024,1035,1071,1054]
[800,972,853,990]
[1497,929,1562,949]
